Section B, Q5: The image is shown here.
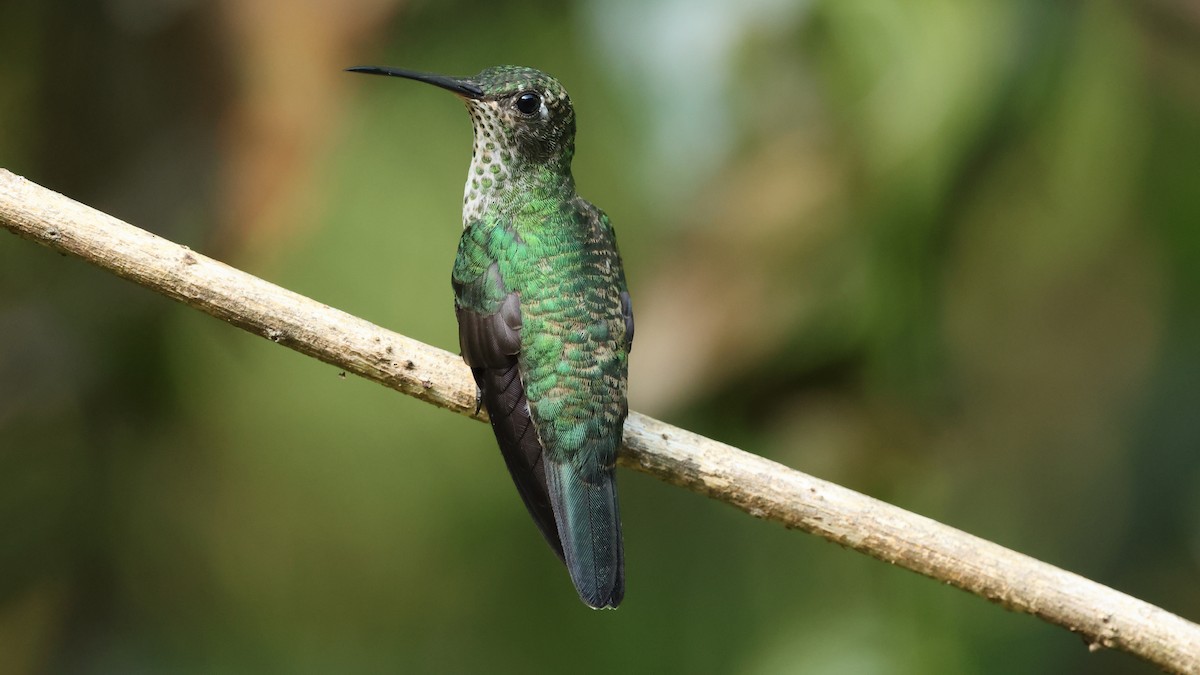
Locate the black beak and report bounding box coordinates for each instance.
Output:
[346,66,484,99]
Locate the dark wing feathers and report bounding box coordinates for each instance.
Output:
[453,244,565,563]
[472,362,565,563]
[455,293,521,370]
[456,264,521,369]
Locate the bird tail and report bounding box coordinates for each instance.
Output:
[544,458,625,609]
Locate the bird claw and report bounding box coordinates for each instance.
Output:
[474,386,484,415]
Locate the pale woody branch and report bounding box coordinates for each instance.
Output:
[2,168,1197,673]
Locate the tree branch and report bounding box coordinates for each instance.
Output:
[2,168,1197,672]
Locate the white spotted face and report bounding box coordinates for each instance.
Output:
[457,67,578,226]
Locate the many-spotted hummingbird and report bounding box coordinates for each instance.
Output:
[348,65,633,608]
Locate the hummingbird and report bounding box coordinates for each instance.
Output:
[348,64,634,609]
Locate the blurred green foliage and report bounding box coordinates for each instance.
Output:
[2,0,1199,673]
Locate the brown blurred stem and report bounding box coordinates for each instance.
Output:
[2,168,1198,673]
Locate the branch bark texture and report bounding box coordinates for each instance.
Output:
[2,169,1198,673]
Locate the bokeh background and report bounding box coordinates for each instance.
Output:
[3,1,1199,672]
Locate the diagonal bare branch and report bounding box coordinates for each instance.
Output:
[2,168,1197,673]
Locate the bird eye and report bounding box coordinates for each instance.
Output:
[515,91,541,115]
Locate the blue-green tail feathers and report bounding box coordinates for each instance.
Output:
[474,363,626,608]
[545,458,625,609]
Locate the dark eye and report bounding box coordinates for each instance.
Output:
[515,91,541,115]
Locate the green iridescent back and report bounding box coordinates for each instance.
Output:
[454,198,630,463]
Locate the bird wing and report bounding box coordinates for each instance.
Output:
[452,218,565,563]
